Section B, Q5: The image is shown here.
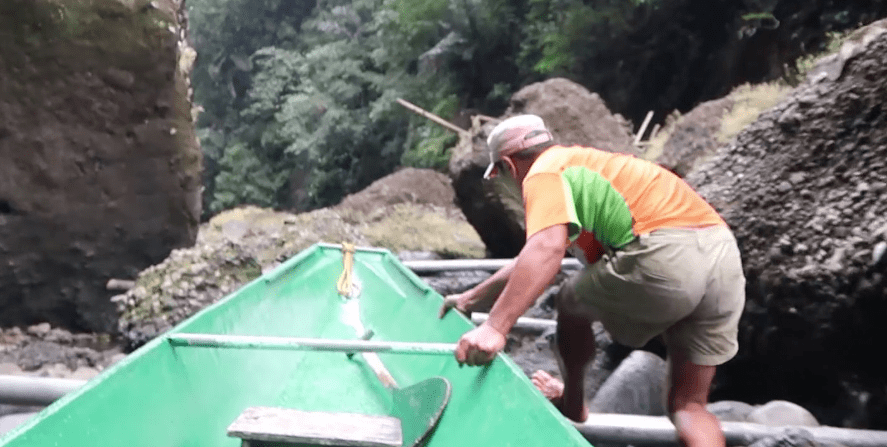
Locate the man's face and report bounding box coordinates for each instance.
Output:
[483,156,517,180]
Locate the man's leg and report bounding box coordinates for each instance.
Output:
[554,309,595,421]
[667,351,725,447]
[531,278,596,422]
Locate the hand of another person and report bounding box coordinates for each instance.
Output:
[438,293,470,319]
[454,323,506,366]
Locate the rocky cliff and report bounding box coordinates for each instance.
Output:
[686,20,887,428]
[0,0,201,332]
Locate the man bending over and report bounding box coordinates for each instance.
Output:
[439,114,745,447]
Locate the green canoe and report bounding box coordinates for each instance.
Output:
[0,243,590,447]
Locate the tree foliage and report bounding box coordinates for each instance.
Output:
[190,0,836,216]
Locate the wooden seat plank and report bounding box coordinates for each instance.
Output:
[227,407,402,447]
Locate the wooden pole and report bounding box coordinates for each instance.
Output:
[634,110,655,145]
[396,98,471,138]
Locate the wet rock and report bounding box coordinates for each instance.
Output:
[421,270,491,297]
[747,400,820,427]
[26,323,51,338]
[707,400,756,422]
[589,350,667,416]
[746,427,831,447]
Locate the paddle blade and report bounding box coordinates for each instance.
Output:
[391,377,451,447]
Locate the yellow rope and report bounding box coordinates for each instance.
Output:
[336,242,355,297]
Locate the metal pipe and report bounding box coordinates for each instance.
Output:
[472,313,556,332]
[168,334,457,355]
[0,375,86,406]
[574,414,887,447]
[403,258,582,273]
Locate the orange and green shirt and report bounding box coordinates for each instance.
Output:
[523,145,726,263]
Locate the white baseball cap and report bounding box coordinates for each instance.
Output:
[484,114,553,179]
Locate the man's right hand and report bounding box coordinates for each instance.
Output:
[438,293,470,318]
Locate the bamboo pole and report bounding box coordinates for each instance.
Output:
[402,258,583,273]
[574,414,887,447]
[5,372,887,447]
[0,376,86,406]
[168,334,457,355]
[396,98,470,137]
[472,313,556,332]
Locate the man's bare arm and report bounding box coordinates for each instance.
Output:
[485,224,567,334]
[439,259,516,317]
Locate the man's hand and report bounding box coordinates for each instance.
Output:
[454,323,506,366]
[438,293,470,318]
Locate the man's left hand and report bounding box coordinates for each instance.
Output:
[454,323,506,366]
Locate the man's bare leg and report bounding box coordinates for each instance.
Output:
[667,351,725,447]
[531,307,595,422]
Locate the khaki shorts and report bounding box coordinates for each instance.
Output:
[559,225,745,366]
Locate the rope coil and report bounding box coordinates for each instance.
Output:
[336,242,356,297]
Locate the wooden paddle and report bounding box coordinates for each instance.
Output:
[360,349,451,447]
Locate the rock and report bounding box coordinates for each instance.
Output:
[589,350,667,416]
[33,363,72,379]
[0,363,22,375]
[70,367,100,381]
[747,400,820,427]
[449,78,638,257]
[747,427,817,447]
[655,97,735,177]
[45,328,73,344]
[0,0,201,333]
[422,270,490,297]
[707,400,756,422]
[26,323,51,338]
[686,19,887,429]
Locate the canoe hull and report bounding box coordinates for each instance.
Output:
[1,244,589,447]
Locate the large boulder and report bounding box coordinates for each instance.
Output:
[653,97,735,177]
[449,78,637,257]
[0,0,201,332]
[687,20,887,428]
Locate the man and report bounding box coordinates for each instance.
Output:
[439,114,745,447]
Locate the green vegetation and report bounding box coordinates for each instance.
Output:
[783,30,848,86]
[186,0,860,217]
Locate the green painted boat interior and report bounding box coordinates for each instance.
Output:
[0,244,590,447]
